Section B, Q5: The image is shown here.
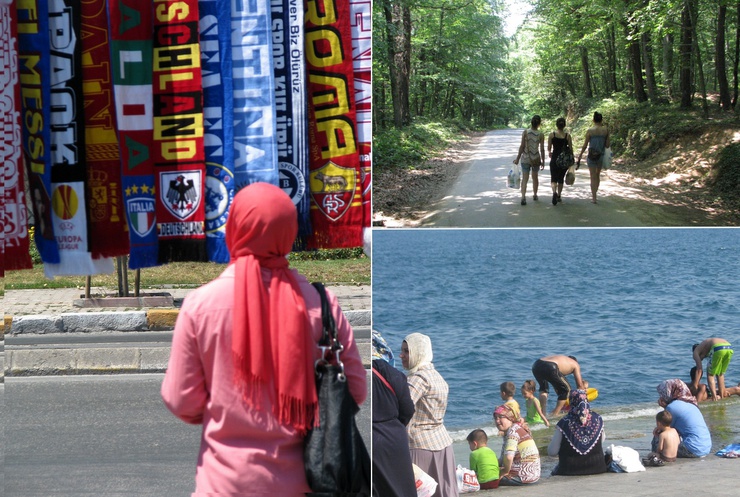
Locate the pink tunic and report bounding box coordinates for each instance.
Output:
[161,265,367,496]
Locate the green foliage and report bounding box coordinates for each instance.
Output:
[374,119,471,170]
[289,248,366,261]
[711,143,740,210]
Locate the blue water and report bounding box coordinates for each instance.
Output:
[372,228,740,441]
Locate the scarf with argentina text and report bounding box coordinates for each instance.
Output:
[231,0,279,190]
[199,0,234,264]
[17,0,59,264]
[272,0,311,249]
[305,0,363,249]
[108,0,158,269]
[81,0,129,259]
[1,0,32,272]
[44,0,115,278]
[153,0,207,263]
[351,0,372,234]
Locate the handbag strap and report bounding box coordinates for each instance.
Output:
[311,282,344,371]
[372,366,396,395]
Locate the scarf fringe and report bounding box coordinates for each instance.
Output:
[232,351,317,433]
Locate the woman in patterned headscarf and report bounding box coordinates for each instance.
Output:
[493,403,541,485]
[655,379,712,457]
[548,389,607,475]
[401,333,458,497]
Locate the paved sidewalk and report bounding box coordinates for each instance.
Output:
[3,285,370,376]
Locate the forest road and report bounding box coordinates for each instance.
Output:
[420,128,723,228]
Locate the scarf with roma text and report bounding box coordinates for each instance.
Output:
[305,0,363,249]
[44,0,114,278]
[17,0,59,265]
[81,0,129,259]
[350,0,372,236]
[108,0,158,269]
[153,0,207,263]
[1,0,32,273]
[199,0,234,264]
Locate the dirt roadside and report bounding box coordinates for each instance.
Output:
[373,129,739,227]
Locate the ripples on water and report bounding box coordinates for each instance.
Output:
[373,228,740,436]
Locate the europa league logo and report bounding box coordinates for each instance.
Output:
[52,185,79,220]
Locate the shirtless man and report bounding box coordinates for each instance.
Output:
[531,355,585,417]
[692,338,734,401]
[689,367,740,402]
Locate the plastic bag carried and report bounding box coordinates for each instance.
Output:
[507,164,521,189]
[412,464,438,497]
[565,166,576,186]
[602,147,612,169]
[456,465,480,493]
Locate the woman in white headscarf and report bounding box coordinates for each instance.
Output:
[400,333,459,497]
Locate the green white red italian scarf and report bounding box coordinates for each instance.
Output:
[109,0,158,269]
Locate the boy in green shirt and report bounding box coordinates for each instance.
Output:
[467,429,500,489]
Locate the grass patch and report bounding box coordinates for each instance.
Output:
[374,119,480,171]
[4,254,369,291]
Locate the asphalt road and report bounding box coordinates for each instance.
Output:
[5,373,371,496]
[420,129,721,227]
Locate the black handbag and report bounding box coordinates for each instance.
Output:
[304,282,370,497]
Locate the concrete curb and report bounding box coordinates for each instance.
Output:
[5,309,371,334]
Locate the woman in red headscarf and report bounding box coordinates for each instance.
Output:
[161,183,367,496]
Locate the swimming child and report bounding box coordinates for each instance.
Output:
[645,410,679,466]
[521,380,550,427]
[466,429,500,489]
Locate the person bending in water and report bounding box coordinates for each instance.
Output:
[692,338,734,400]
[689,367,740,401]
[531,355,585,417]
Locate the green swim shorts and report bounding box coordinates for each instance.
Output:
[708,344,734,376]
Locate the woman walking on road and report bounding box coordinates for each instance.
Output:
[547,117,574,205]
[513,115,545,205]
[577,112,610,204]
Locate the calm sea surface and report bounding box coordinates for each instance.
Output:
[372,228,740,453]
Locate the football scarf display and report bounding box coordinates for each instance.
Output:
[44,0,114,278]
[350,0,372,233]
[200,0,234,264]
[16,0,60,264]
[305,0,364,249]
[231,0,279,189]
[153,0,207,263]
[1,0,32,272]
[81,0,129,259]
[109,0,158,269]
[272,0,311,247]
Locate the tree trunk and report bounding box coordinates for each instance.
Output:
[383,0,412,128]
[680,2,693,107]
[734,3,740,109]
[641,32,659,102]
[688,0,709,118]
[580,46,593,98]
[716,5,731,110]
[663,33,675,101]
[629,35,648,102]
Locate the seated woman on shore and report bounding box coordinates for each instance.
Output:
[656,379,712,457]
[548,390,607,475]
[493,404,541,485]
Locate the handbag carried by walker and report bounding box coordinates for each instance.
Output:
[555,134,575,170]
[304,282,370,497]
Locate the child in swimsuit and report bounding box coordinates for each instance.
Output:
[645,410,679,466]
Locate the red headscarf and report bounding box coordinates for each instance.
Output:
[226,182,317,433]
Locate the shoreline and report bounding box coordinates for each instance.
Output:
[448,399,740,496]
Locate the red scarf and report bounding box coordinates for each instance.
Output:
[226,183,317,433]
